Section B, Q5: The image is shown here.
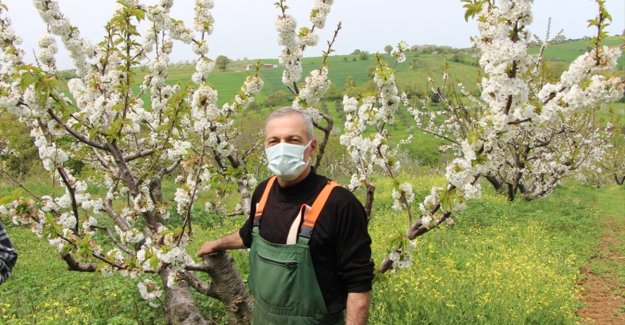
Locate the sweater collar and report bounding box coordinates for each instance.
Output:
[275,168,318,196]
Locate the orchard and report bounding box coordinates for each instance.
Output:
[0,0,623,324]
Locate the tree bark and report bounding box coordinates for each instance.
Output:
[200,252,253,325]
[238,178,252,217]
[485,174,506,194]
[313,113,333,171]
[161,268,211,325]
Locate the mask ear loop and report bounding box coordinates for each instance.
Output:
[303,139,314,165]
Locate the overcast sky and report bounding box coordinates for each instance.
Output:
[3,0,624,69]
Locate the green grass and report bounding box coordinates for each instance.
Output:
[366,177,616,325]
[0,225,164,324]
[529,36,625,69]
[585,185,625,295]
[1,173,622,324]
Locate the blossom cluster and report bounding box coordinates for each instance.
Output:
[138,279,162,307]
[37,34,57,72]
[275,0,334,88]
[391,183,415,211]
[276,15,302,86]
[340,54,406,198]
[293,67,331,110]
[339,57,418,262]
[193,0,215,34]
[33,0,92,76]
[0,5,24,77]
[390,41,409,63]
[310,0,333,29]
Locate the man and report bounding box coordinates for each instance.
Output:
[196,107,373,324]
[0,221,18,285]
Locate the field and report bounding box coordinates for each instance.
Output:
[1,36,625,324]
[1,175,624,324]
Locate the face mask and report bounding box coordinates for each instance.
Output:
[265,140,312,180]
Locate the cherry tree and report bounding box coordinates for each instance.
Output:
[339,44,412,219]
[0,0,337,323]
[374,0,624,271]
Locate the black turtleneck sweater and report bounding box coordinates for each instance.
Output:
[239,170,374,313]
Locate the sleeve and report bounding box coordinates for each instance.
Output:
[333,188,374,293]
[238,179,268,248]
[0,222,18,285]
[238,214,254,248]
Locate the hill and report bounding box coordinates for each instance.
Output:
[530,36,625,68]
[161,36,625,107]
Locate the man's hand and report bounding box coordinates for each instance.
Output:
[195,231,246,257]
[196,240,220,257]
[346,291,371,325]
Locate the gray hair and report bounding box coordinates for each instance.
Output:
[264,107,314,140]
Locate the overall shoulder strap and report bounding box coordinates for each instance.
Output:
[254,176,277,226]
[299,180,339,238]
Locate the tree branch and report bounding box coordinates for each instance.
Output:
[46,107,108,151]
[181,271,219,299]
[313,112,333,170]
[56,166,81,234]
[123,148,156,162]
[92,225,134,255]
[61,252,98,272]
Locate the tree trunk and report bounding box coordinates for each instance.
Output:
[203,252,253,325]
[506,183,516,201]
[485,174,506,194]
[313,113,333,171]
[161,268,211,325]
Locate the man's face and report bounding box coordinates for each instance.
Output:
[264,113,317,162]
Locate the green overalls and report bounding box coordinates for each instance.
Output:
[248,176,345,325]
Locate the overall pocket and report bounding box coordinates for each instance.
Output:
[253,251,300,308]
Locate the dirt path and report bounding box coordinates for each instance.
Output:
[578,217,625,324]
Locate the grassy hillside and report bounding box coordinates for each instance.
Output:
[529,36,625,68]
[148,36,625,124]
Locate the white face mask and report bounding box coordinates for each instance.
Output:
[265,140,312,180]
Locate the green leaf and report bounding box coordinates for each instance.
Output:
[132,7,145,21]
[462,0,485,22]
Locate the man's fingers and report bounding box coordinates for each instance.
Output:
[196,249,211,257]
[196,245,209,257]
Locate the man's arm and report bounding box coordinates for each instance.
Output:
[346,291,371,325]
[195,231,246,257]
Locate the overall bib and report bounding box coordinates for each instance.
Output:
[248,176,345,325]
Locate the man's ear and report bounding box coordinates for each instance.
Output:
[310,138,318,156]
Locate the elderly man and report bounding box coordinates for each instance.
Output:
[0,221,17,285]
[197,107,373,324]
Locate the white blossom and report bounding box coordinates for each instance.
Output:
[137,279,162,307]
